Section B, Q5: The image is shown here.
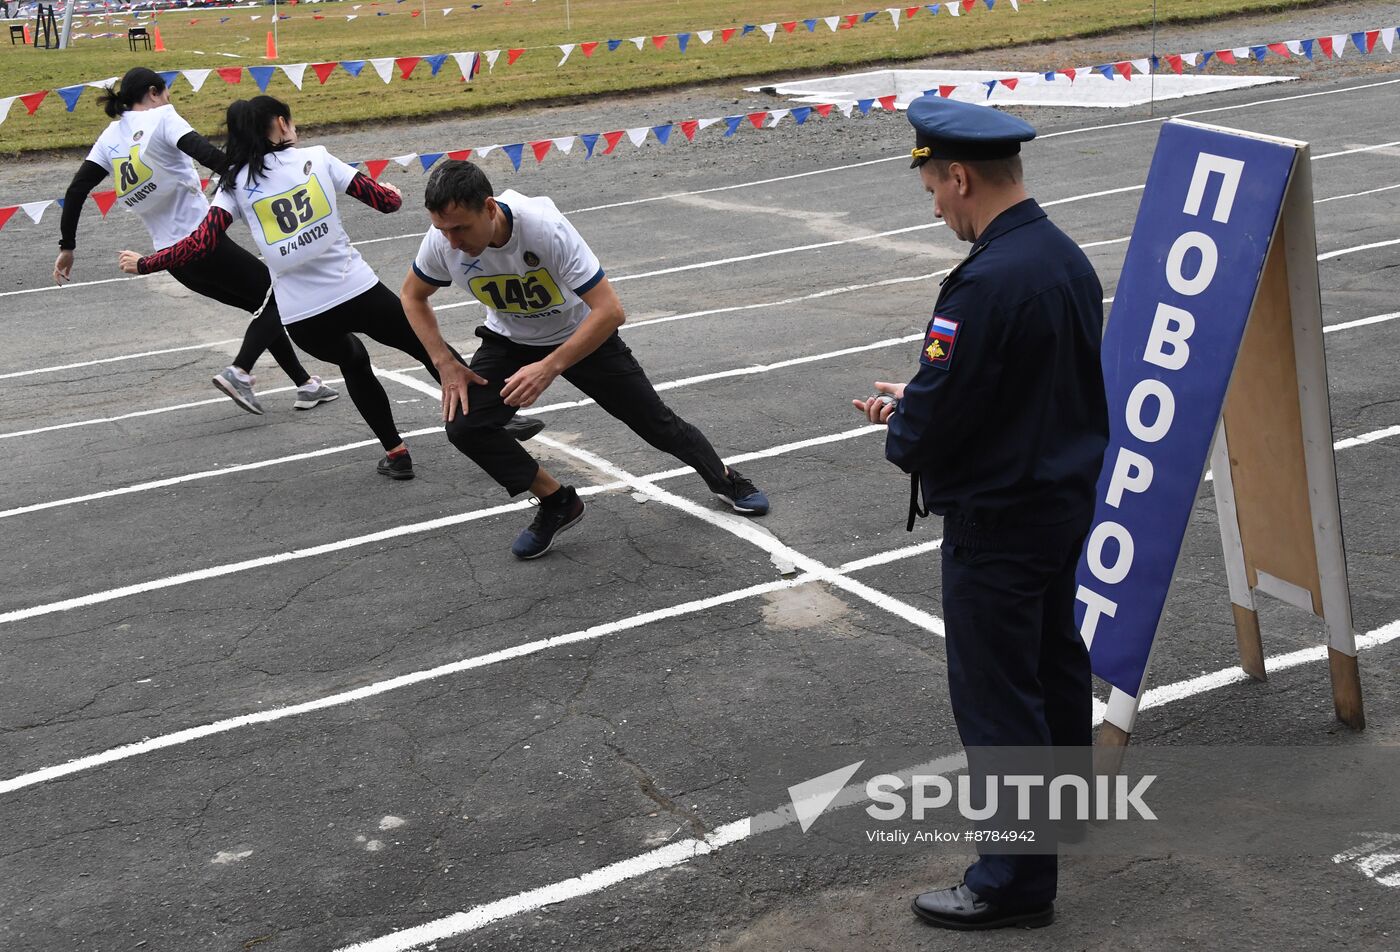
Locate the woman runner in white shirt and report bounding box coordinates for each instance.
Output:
[120,95,541,479]
[57,67,336,416]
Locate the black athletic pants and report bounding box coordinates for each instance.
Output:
[445,327,728,496]
[168,233,311,387]
[285,281,454,452]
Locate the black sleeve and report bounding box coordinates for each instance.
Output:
[176,130,228,173]
[59,161,109,251]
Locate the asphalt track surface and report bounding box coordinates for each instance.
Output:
[3,62,1400,952]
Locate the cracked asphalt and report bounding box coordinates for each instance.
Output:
[2,4,1399,950]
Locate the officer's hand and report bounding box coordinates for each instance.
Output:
[852,381,905,425]
[439,359,487,421]
[500,360,558,409]
[54,250,75,285]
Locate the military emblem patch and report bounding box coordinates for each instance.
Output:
[304,161,313,175]
[922,315,960,369]
[132,130,144,142]
[523,251,540,267]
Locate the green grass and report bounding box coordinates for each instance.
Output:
[0,0,1342,154]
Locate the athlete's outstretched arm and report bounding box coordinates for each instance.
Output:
[119,207,233,274]
[401,269,487,421]
[345,173,402,213]
[54,160,109,284]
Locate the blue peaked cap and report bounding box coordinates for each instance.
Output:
[907,94,1036,168]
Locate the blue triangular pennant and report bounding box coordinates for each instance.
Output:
[1199,50,1213,67]
[424,53,449,76]
[1093,64,1115,78]
[855,98,874,115]
[418,152,444,171]
[1351,31,1368,53]
[926,4,940,13]
[861,11,879,22]
[56,198,65,209]
[1250,45,1266,61]
[803,18,817,31]
[581,133,600,158]
[341,60,366,77]
[248,66,276,92]
[1301,38,1314,59]
[985,0,995,8]
[1043,71,1056,81]
[792,106,812,124]
[983,81,997,98]
[741,24,755,35]
[677,32,690,52]
[57,85,86,112]
[503,143,524,171]
[607,39,622,51]
[157,70,179,88]
[652,124,672,145]
[723,115,743,137]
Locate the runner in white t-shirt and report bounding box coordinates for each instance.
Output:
[400,160,771,560]
[121,96,542,478]
[56,66,337,416]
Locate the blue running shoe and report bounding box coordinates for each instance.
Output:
[512,486,585,559]
[713,468,769,516]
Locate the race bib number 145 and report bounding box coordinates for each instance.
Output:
[469,269,566,315]
[252,175,333,244]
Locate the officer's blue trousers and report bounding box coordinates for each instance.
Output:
[939,516,1092,908]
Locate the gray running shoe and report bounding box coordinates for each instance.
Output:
[213,367,264,415]
[293,376,340,410]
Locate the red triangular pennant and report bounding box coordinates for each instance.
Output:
[679,119,700,141]
[19,91,49,115]
[410,8,420,15]
[1166,54,1183,74]
[938,84,956,98]
[877,94,897,110]
[906,6,920,18]
[747,111,768,128]
[1060,68,1077,82]
[602,130,626,155]
[782,21,797,33]
[580,41,599,57]
[396,56,421,78]
[506,48,525,65]
[312,62,337,84]
[313,13,324,19]
[1267,42,1290,57]
[1113,61,1133,80]
[842,14,858,28]
[651,34,667,49]
[531,140,552,163]
[1317,36,1334,57]
[720,27,736,43]
[0,207,16,232]
[446,149,472,160]
[961,0,975,10]
[1215,48,1236,64]
[217,66,243,84]
[200,178,210,189]
[363,159,389,180]
[92,190,118,217]
[814,103,833,117]
[999,78,1018,91]
[1365,29,1380,52]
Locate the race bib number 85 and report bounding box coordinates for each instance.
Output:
[469,270,566,315]
[115,145,154,197]
[252,175,333,244]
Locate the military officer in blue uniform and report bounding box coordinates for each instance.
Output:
[855,94,1109,930]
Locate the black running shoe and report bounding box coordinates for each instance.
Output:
[713,467,769,515]
[377,451,415,480]
[512,486,585,559]
[506,415,545,442]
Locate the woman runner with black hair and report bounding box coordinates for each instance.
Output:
[120,95,541,479]
[57,66,337,416]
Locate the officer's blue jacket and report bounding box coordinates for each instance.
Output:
[886,198,1109,527]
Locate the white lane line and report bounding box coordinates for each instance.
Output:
[0,429,890,795]
[0,339,242,381]
[334,613,1400,952]
[1318,237,1400,261]
[1335,425,1400,451]
[1317,183,1400,205]
[1326,312,1399,333]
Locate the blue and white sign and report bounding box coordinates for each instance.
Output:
[1075,120,1299,697]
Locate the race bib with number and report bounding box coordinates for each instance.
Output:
[252,174,334,245]
[115,145,155,197]
[468,269,566,316]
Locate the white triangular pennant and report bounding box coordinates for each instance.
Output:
[1331,34,1349,56]
[182,68,212,92]
[1183,51,1199,66]
[552,136,576,154]
[370,57,395,83]
[760,22,777,41]
[947,3,960,16]
[626,126,650,147]
[1131,58,1150,74]
[251,14,261,20]
[1010,0,1018,9]
[824,15,839,30]
[442,7,452,14]
[485,49,501,70]
[280,63,307,89]
[887,8,901,28]
[838,102,855,117]
[1285,39,1302,55]
[558,43,574,66]
[697,30,713,44]
[629,36,645,50]
[20,200,51,224]
[697,117,723,129]
[0,97,13,126]
[391,153,418,167]
[87,77,119,90]
[768,108,790,126]
[476,144,498,160]
[452,52,478,79]
[1383,27,1396,53]
[345,14,357,20]
[1231,46,1250,59]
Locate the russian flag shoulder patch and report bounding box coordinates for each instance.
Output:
[922,314,961,369]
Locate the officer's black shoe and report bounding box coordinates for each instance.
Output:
[506,416,545,442]
[911,883,1053,931]
[512,486,585,560]
[376,450,415,480]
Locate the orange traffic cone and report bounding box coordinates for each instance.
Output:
[266,31,277,59]
[152,26,166,52]
[23,24,31,44]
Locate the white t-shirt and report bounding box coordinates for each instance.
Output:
[212,145,378,324]
[86,104,209,250]
[412,189,605,347]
